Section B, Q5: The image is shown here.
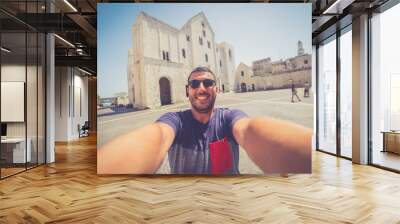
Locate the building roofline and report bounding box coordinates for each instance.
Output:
[138,11,180,32]
[182,11,215,36]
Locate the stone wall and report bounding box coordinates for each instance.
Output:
[234,54,311,92]
[127,11,236,109]
[253,58,272,77]
[256,69,311,90]
[143,58,186,108]
[217,42,235,92]
[234,63,253,92]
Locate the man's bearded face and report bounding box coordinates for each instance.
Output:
[187,71,218,114]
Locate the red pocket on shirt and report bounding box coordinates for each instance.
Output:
[209,137,233,174]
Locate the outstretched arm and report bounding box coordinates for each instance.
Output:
[97,123,175,174]
[233,117,312,173]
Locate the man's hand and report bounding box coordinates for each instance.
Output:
[233,117,312,173]
[97,123,175,174]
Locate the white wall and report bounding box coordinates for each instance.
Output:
[55,67,89,141]
[1,65,26,130]
[1,65,38,138]
[72,73,89,138]
[55,67,69,141]
[1,62,47,163]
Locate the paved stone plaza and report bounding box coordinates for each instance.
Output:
[98,88,314,174]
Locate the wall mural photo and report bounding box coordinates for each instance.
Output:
[97,3,313,175]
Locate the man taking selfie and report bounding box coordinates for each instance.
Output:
[98,67,312,174]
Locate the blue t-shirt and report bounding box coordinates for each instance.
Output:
[156,108,247,174]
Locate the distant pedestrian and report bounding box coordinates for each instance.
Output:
[291,80,301,103]
[304,81,310,97]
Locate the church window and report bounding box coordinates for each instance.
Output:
[205,54,208,62]
[203,30,206,37]
[241,71,244,77]
[162,51,165,60]
[182,49,186,58]
[199,37,203,45]
[207,41,211,49]
[229,49,232,60]
[220,60,222,67]
[201,21,205,28]
[166,52,170,61]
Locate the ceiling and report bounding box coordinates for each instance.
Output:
[0,0,394,75]
[0,0,97,75]
[311,0,390,44]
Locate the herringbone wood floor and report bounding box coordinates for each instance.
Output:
[1,134,400,223]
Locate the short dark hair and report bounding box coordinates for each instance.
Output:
[187,66,216,83]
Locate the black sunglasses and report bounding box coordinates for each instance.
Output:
[188,79,216,89]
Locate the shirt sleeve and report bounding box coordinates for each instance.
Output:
[156,112,181,135]
[224,109,248,132]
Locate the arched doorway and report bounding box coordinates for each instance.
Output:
[159,77,172,105]
[240,83,247,92]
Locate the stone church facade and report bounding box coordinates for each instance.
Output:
[127,12,236,109]
[234,41,311,92]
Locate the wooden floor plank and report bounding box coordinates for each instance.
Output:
[0,134,400,223]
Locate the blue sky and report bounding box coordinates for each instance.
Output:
[98,3,311,98]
